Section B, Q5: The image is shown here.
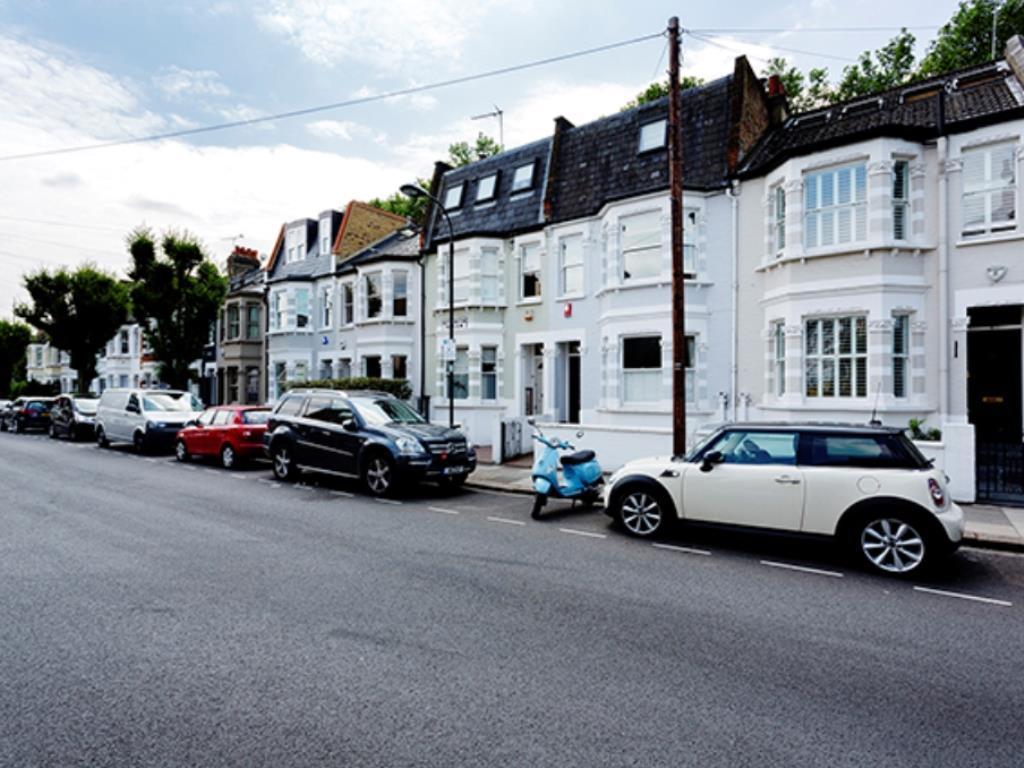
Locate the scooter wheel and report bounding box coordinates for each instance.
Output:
[530,493,546,520]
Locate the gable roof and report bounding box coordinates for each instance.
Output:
[338,228,420,275]
[333,201,408,261]
[739,59,1024,177]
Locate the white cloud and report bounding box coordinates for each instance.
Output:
[153,65,230,99]
[305,119,385,144]
[350,84,438,112]
[255,0,524,71]
[0,34,419,315]
[682,36,781,78]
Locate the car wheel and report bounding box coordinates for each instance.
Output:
[220,444,236,470]
[271,443,297,482]
[49,423,58,439]
[854,515,933,576]
[96,427,109,448]
[363,453,395,497]
[616,485,669,538]
[11,418,20,434]
[133,431,146,455]
[175,439,190,463]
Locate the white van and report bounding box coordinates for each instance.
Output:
[95,388,203,453]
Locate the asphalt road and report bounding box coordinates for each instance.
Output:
[2,430,1023,767]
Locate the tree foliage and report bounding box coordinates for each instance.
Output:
[447,132,503,167]
[835,29,918,101]
[14,266,130,393]
[920,0,1024,76]
[127,228,227,389]
[0,319,32,398]
[620,76,706,111]
[764,58,833,111]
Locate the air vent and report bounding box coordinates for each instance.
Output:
[841,97,883,116]
[792,111,831,128]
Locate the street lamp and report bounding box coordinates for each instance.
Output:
[401,183,456,429]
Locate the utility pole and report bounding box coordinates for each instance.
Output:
[668,16,687,456]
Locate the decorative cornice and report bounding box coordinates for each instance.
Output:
[909,162,927,179]
[868,319,894,331]
[868,160,893,175]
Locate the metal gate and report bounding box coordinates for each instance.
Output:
[976,441,1024,505]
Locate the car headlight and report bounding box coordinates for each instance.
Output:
[148,421,166,430]
[395,436,426,456]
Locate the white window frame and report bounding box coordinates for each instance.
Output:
[450,249,471,304]
[771,185,786,256]
[620,210,662,282]
[341,282,354,325]
[772,321,786,396]
[476,174,497,202]
[961,141,1017,237]
[558,234,584,297]
[892,313,910,398]
[621,335,663,405]
[803,163,868,249]
[364,272,383,320]
[480,246,500,304]
[511,163,535,193]
[892,159,909,241]
[519,242,542,300]
[804,316,868,399]
[393,270,408,317]
[444,183,464,210]
[638,119,666,153]
[270,292,284,331]
[453,347,469,400]
[319,286,332,329]
[295,287,310,329]
[481,346,498,401]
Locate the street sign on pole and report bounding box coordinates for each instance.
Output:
[441,338,457,363]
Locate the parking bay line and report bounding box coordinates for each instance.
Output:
[429,506,460,515]
[374,498,403,506]
[913,586,1012,607]
[487,516,525,526]
[559,528,607,540]
[760,560,844,578]
[330,490,355,498]
[652,543,712,557]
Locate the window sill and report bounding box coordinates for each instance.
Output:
[595,277,706,296]
[556,293,586,302]
[516,298,543,307]
[432,302,505,312]
[956,229,1023,247]
[758,242,935,270]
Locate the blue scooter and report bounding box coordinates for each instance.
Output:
[528,418,604,520]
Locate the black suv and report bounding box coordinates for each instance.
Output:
[49,395,100,441]
[264,389,476,496]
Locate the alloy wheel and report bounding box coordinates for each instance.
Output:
[273,446,292,480]
[221,445,235,469]
[365,457,392,495]
[620,491,663,536]
[861,518,925,574]
[175,440,189,463]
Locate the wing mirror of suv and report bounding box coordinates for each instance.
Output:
[126,403,140,414]
[342,418,359,432]
[526,417,536,426]
[700,450,724,473]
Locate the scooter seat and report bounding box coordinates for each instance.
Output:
[560,449,596,466]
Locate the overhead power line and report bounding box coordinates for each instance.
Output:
[0,214,125,233]
[0,31,664,164]
[685,30,858,64]
[687,25,942,34]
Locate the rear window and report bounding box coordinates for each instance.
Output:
[242,410,271,425]
[806,433,926,469]
[26,400,51,411]
[74,399,98,415]
[275,395,305,417]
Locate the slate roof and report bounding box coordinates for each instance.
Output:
[338,229,421,275]
[549,75,734,223]
[740,60,1024,177]
[426,137,551,246]
[266,217,335,284]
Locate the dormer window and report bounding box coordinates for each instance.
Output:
[320,219,331,255]
[285,227,306,264]
[638,119,666,153]
[476,173,498,202]
[511,163,535,193]
[444,183,464,210]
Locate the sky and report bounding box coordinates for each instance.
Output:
[0,0,963,316]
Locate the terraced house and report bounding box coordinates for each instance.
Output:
[216,246,266,405]
[422,55,778,465]
[735,35,1024,503]
[264,201,411,400]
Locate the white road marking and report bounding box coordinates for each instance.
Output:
[183,466,197,471]
[913,586,1012,607]
[144,458,158,463]
[228,474,246,480]
[429,506,460,515]
[760,560,844,578]
[558,528,607,539]
[203,469,219,475]
[330,490,354,498]
[652,543,712,557]
[469,487,530,498]
[487,516,525,526]
[374,498,402,505]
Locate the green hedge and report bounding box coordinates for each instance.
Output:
[9,379,61,398]
[281,377,413,401]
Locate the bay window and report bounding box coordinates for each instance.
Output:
[621,210,661,281]
[393,271,408,317]
[342,283,354,324]
[365,273,382,319]
[364,356,381,378]
[962,141,1016,237]
[805,316,867,398]
[452,249,471,303]
[453,349,469,399]
[771,185,786,255]
[892,314,910,398]
[772,321,786,396]
[804,163,867,248]
[295,288,310,329]
[246,305,260,339]
[227,305,240,339]
[893,160,909,240]
[319,287,332,328]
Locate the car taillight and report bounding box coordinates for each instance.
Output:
[928,478,945,508]
[18,409,30,416]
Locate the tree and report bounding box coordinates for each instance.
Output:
[14,266,130,394]
[369,177,431,224]
[0,319,32,398]
[127,228,227,389]
[920,0,1024,76]
[446,132,503,167]
[763,58,835,111]
[620,76,706,111]
[835,29,918,101]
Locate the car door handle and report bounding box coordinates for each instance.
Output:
[774,475,801,485]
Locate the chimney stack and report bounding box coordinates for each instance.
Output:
[765,74,790,125]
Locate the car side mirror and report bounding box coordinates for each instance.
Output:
[526,416,535,426]
[700,450,724,473]
[342,419,358,432]
[126,404,139,414]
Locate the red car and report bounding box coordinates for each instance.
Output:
[174,406,271,469]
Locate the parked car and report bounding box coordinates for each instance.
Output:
[95,388,203,453]
[0,398,18,432]
[3,397,55,434]
[263,388,476,496]
[175,405,271,469]
[602,423,964,576]
[49,395,99,441]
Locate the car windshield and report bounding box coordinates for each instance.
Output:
[349,397,425,426]
[74,399,98,415]
[242,410,271,425]
[143,393,200,412]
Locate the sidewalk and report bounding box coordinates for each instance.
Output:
[466,463,1024,551]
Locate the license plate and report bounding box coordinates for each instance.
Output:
[443,466,467,476]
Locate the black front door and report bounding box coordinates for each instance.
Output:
[568,342,581,424]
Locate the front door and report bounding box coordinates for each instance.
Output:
[567,342,581,424]
[682,429,804,530]
[523,343,544,416]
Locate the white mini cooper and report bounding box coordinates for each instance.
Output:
[603,424,965,576]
